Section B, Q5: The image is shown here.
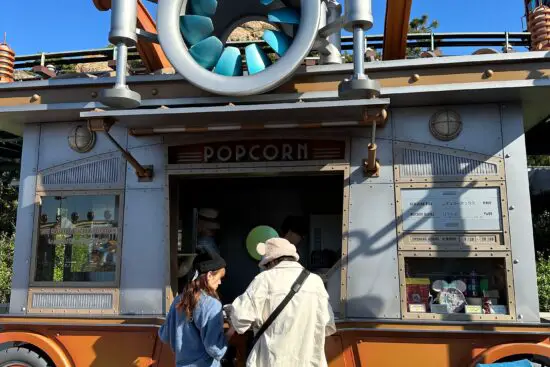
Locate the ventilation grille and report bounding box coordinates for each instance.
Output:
[32,293,113,310]
[400,149,497,177]
[42,157,121,186]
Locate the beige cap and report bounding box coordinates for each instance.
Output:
[257,237,299,269]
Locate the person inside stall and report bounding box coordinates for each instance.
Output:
[280,215,308,265]
[281,216,307,246]
[177,208,222,292]
[196,208,222,254]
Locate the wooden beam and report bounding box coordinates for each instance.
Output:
[135,0,172,72]
[92,0,172,72]
[382,0,413,60]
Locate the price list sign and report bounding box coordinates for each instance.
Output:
[400,187,502,232]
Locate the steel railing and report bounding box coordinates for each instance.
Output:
[14,31,532,70]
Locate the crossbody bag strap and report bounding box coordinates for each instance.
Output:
[250,268,310,348]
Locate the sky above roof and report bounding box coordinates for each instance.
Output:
[3,0,526,56]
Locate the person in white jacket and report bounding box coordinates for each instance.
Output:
[227,237,336,367]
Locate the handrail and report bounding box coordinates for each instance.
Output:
[13,32,532,70]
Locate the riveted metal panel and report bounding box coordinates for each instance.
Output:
[120,188,166,315]
[27,288,118,315]
[36,152,126,191]
[346,183,400,319]
[10,124,40,315]
[127,133,164,149]
[393,141,505,183]
[394,182,510,252]
[350,138,394,184]
[37,122,128,171]
[392,105,503,157]
[125,144,166,190]
[501,104,540,323]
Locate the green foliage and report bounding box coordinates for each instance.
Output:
[407,14,439,58]
[537,253,550,312]
[0,234,15,304]
[0,170,18,237]
[409,15,440,33]
[342,52,353,63]
[528,155,550,166]
[48,58,77,74]
[531,191,550,256]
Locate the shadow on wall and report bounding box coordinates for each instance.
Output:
[333,171,502,366]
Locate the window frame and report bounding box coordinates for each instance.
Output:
[30,189,125,288]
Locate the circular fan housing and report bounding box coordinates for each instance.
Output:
[157,0,321,96]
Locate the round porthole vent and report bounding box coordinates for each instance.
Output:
[429,109,463,141]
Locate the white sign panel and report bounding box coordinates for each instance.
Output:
[400,187,502,232]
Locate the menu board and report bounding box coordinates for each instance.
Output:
[400,187,502,232]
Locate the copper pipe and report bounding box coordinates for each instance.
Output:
[103,130,152,178]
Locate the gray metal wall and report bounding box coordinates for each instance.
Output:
[10,103,539,322]
[10,123,168,316]
[345,103,539,322]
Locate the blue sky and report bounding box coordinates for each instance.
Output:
[2,0,526,56]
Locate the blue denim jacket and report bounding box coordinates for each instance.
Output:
[159,293,227,367]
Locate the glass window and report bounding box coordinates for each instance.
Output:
[34,194,121,284]
[403,257,511,317]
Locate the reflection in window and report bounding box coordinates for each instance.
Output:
[35,195,120,283]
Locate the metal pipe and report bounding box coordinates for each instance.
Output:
[505,31,510,51]
[115,43,128,87]
[353,26,365,78]
[103,130,151,178]
[109,0,138,45]
[371,120,376,145]
[129,120,374,136]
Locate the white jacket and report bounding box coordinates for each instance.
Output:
[229,261,337,367]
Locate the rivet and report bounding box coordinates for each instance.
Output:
[513,259,519,264]
[91,91,98,98]
[411,73,420,82]
[505,153,511,158]
[509,205,515,210]
[484,69,494,78]
[518,314,523,320]
[152,88,159,96]
[30,94,41,103]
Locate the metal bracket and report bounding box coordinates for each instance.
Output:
[362,155,380,177]
[87,116,154,181]
[362,107,387,177]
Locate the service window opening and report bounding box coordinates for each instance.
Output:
[170,173,344,313]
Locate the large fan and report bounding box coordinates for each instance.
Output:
[157,0,322,96]
[100,0,379,106]
[178,0,300,76]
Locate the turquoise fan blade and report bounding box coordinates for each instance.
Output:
[245,43,272,75]
[180,15,214,45]
[267,8,300,25]
[263,29,291,56]
[215,47,243,76]
[189,36,224,70]
[190,0,218,17]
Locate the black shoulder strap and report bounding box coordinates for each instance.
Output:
[251,268,310,348]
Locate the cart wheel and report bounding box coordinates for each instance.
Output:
[0,347,49,367]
